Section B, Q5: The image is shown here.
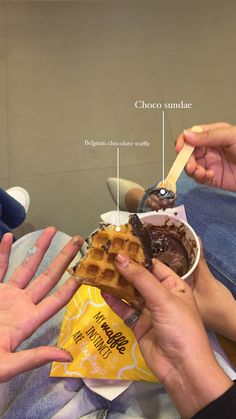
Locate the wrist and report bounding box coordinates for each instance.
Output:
[163,353,233,418]
[206,292,236,341]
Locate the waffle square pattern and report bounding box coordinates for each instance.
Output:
[72,223,146,309]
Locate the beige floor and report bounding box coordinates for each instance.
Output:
[0,0,235,238]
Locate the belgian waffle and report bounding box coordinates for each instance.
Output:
[70,214,153,309]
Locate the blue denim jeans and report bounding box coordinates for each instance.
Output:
[139,173,236,297]
[0,188,26,240]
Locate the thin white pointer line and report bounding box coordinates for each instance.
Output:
[116,147,120,228]
[162,110,165,182]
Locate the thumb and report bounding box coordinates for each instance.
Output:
[115,254,170,309]
[183,126,236,148]
[0,347,72,382]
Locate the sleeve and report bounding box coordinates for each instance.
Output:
[191,381,236,419]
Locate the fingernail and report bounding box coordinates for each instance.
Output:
[73,236,83,246]
[3,232,13,240]
[191,125,203,133]
[62,349,73,362]
[56,348,73,362]
[183,129,196,139]
[116,254,130,268]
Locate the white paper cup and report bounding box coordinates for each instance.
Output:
[139,213,200,280]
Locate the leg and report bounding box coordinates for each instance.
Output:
[106,178,144,212]
[110,381,179,418]
[179,186,236,297]
[125,188,145,212]
[0,188,26,229]
[176,174,236,297]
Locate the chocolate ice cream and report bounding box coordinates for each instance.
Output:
[145,222,192,276]
[145,187,176,211]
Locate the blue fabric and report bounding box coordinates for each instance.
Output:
[139,173,236,297]
[0,188,26,239]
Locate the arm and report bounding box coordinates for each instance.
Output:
[0,228,83,381]
[103,256,233,419]
[192,248,236,342]
[192,381,236,419]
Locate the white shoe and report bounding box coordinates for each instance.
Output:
[6,186,30,214]
[107,177,144,211]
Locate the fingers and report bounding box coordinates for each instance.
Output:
[183,125,236,148]
[115,255,169,309]
[0,233,13,282]
[199,122,232,131]
[114,255,190,316]
[36,276,81,325]
[187,165,215,184]
[184,147,215,183]
[175,124,204,153]
[176,122,232,154]
[175,132,185,153]
[101,292,152,342]
[102,291,134,321]
[102,292,138,326]
[151,258,192,296]
[0,347,72,382]
[26,236,83,303]
[8,227,57,288]
[151,258,180,289]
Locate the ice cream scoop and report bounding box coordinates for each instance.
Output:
[145,187,176,211]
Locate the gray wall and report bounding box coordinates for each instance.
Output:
[0,0,235,237]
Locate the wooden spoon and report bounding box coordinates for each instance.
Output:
[158,125,203,193]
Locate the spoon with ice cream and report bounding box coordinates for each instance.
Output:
[145,125,203,211]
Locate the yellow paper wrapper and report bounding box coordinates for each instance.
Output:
[50,284,157,382]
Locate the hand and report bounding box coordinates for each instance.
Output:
[0,227,83,382]
[103,255,232,418]
[176,122,236,191]
[192,246,236,341]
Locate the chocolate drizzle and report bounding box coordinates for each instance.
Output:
[102,240,111,252]
[129,214,153,270]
